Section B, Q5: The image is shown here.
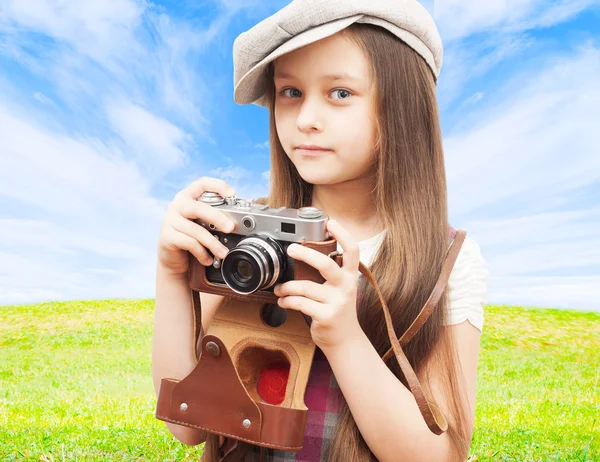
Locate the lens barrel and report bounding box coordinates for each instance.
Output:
[221,235,286,294]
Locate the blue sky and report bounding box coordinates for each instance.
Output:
[0,0,599,310]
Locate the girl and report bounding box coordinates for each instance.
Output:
[152,1,489,461]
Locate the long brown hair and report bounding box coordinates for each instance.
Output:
[202,23,473,461]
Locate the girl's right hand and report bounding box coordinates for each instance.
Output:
[157,177,237,277]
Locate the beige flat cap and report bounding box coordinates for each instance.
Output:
[232,0,443,107]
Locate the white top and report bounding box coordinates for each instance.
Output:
[337,229,489,332]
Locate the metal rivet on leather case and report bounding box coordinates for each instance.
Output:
[206,341,221,357]
[180,403,188,412]
[243,419,251,428]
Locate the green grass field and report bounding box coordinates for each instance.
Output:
[0,300,597,461]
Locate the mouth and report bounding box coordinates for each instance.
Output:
[296,148,331,157]
[295,145,333,157]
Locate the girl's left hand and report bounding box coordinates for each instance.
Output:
[273,219,364,352]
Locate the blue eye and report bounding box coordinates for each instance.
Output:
[278,88,354,100]
[331,89,353,100]
[280,88,302,98]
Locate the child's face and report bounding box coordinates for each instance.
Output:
[273,31,377,186]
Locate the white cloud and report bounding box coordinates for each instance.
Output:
[0,106,165,305]
[445,44,600,311]
[435,0,600,108]
[0,0,225,134]
[0,106,166,220]
[462,92,484,106]
[0,219,145,259]
[435,0,600,41]
[438,32,536,110]
[33,92,55,106]
[464,208,600,276]
[209,166,254,182]
[1,0,598,314]
[0,1,264,306]
[254,141,270,149]
[106,99,192,174]
[446,43,600,218]
[488,276,600,311]
[208,166,270,200]
[0,0,144,62]
[0,247,156,306]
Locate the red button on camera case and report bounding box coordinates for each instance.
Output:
[257,363,290,405]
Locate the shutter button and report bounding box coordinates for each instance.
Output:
[297,207,322,218]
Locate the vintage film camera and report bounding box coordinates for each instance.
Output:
[156,192,467,454]
[190,191,334,302]
[156,192,342,453]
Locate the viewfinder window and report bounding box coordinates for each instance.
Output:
[281,222,295,234]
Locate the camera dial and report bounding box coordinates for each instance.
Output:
[297,207,323,218]
[199,191,226,206]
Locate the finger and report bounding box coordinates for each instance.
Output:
[274,279,329,303]
[326,220,361,273]
[286,243,345,286]
[178,176,236,201]
[171,213,230,260]
[167,228,214,266]
[174,198,235,233]
[277,295,321,318]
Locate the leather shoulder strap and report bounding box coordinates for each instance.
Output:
[382,227,465,355]
[191,288,204,361]
[350,228,466,435]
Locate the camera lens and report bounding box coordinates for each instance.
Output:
[234,259,253,282]
[221,235,286,294]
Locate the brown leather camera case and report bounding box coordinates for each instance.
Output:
[155,230,467,453]
[156,238,339,451]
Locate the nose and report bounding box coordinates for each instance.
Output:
[296,96,323,132]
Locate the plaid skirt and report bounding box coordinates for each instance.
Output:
[245,347,344,461]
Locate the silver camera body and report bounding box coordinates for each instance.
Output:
[197,192,330,295]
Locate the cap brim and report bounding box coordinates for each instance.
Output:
[234,15,362,107]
